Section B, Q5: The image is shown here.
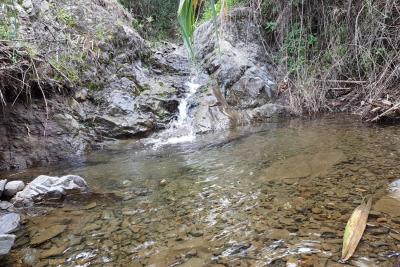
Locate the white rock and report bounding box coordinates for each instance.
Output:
[13,175,89,205]
[0,234,16,257]
[0,213,20,234]
[4,181,25,198]
[0,180,6,198]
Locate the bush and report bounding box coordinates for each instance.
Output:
[118,0,179,40]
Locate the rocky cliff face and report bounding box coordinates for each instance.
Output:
[0,0,190,170]
[0,3,287,171]
[191,8,287,133]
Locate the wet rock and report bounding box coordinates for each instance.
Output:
[373,196,400,217]
[320,227,337,238]
[0,180,6,198]
[368,227,390,235]
[0,234,16,257]
[392,217,400,224]
[40,245,66,259]
[21,248,40,266]
[13,175,89,205]
[4,181,25,198]
[262,150,346,180]
[188,229,204,237]
[312,207,322,214]
[30,225,67,245]
[186,249,198,258]
[0,213,20,234]
[266,229,290,240]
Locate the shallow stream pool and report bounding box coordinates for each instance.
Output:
[2,116,400,266]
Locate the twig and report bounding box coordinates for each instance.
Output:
[319,79,368,84]
[369,102,400,122]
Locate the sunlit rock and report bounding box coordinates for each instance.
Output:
[12,175,89,206]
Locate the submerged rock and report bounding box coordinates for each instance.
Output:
[261,150,346,180]
[30,225,66,246]
[13,175,89,206]
[4,181,25,198]
[0,213,20,234]
[0,234,16,257]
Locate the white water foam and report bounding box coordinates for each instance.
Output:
[147,78,202,148]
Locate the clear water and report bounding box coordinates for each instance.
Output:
[3,115,400,266]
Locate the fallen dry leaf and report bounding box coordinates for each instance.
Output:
[341,197,372,261]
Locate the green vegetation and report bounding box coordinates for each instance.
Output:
[0,1,19,40]
[57,9,77,27]
[119,0,179,40]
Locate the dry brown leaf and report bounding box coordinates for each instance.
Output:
[341,197,372,261]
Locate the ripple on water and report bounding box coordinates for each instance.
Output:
[3,116,400,266]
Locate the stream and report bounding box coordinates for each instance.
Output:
[2,116,400,266]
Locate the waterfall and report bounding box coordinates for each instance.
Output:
[147,74,203,147]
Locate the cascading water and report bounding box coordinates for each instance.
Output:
[147,73,204,147]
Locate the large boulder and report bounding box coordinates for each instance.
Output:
[191,8,288,132]
[0,234,15,257]
[13,175,89,206]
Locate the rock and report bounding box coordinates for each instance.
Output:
[261,150,346,180]
[190,8,287,133]
[266,229,290,240]
[0,213,20,234]
[392,217,400,224]
[312,207,322,214]
[186,249,198,258]
[40,245,66,259]
[0,201,12,210]
[373,196,400,217]
[0,234,16,256]
[188,229,204,237]
[74,88,88,102]
[4,181,25,198]
[13,175,89,205]
[368,227,389,235]
[159,179,168,187]
[30,225,66,246]
[22,248,40,266]
[0,180,6,198]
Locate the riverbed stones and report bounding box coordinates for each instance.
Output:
[13,175,89,205]
[0,234,15,256]
[30,225,67,246]
[0,213,20,234]
[4,181,25,198]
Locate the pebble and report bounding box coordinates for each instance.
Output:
[368,227,390,235]
[312,207,322,214]
[186,249,197,257]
